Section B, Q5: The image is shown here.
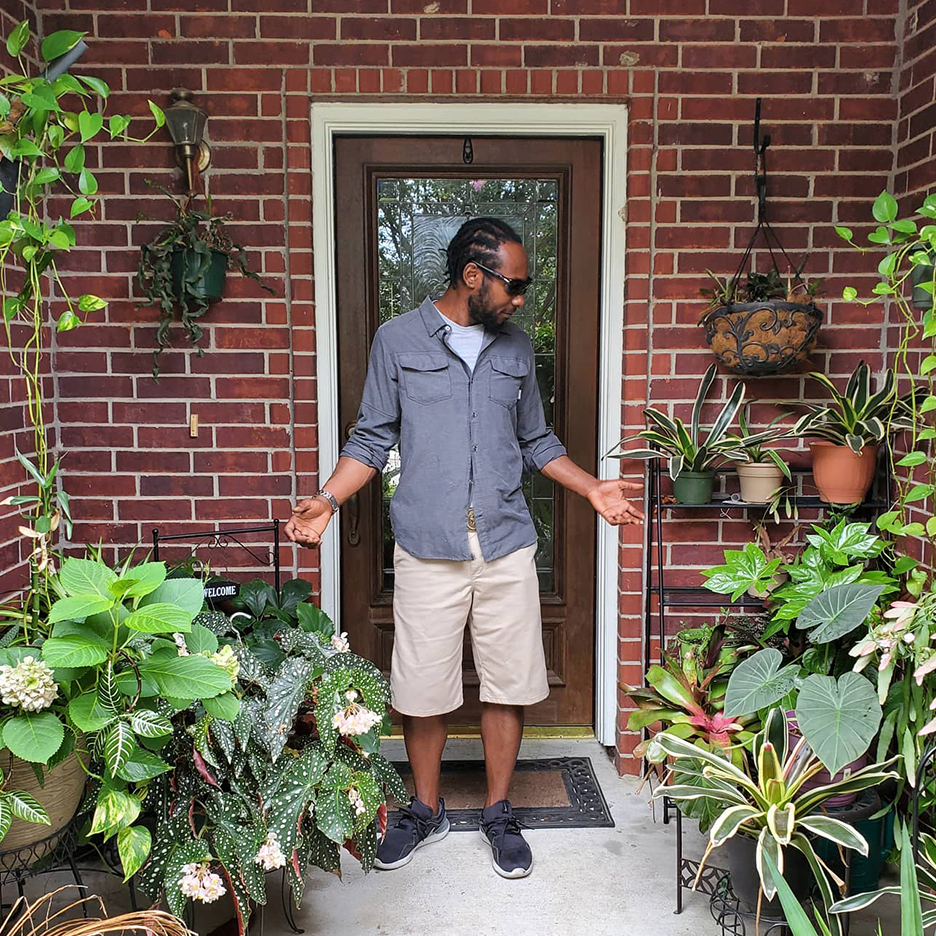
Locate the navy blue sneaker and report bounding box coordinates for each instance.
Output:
[480,799,532,879]
[374,796,450,870]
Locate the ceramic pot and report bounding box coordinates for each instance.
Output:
[736,461,786,504]
[810,441,877,505]
[672,471,715,505]
[911,254,934,311]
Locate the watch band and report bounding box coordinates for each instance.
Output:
[315,489,339,514]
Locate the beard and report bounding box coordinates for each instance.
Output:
[467,282,509,332]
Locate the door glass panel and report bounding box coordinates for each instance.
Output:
[376,177,559,592]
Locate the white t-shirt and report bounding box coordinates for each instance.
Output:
[436,306,484,372]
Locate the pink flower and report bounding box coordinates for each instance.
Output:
[470,180,485,192]
[884,601,917,629]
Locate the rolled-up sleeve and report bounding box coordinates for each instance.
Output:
[517,343,566,473]
[338,327,400,472]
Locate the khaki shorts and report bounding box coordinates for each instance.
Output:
[390,530,549,717]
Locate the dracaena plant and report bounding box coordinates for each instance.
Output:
[724,405,792,475]
[0,19,163,602]
[649,709,900,936]
[136,606,403,933]
[0,553,236,870]
[611,364,767,480]
[836,191,936,543]
[792,361,917,454]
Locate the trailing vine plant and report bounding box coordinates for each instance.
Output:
[836,190,936,567]
[0,21,163,611]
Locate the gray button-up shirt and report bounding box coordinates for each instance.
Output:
[339,297,567,561]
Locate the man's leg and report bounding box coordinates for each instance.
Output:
[402,713,449,813]
[480,703,524,807]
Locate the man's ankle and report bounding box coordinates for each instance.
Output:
[416,795,441,815]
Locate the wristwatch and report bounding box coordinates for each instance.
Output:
[315,489,340,514]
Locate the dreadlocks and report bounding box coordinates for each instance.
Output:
[445,217,523,289]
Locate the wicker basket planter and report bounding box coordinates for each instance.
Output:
[701,300,822,376]
[0,749,86,860]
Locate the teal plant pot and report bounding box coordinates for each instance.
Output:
[813,793,891,895]
[170,248,228,301]
[672,471,715,505]
[911,255,935,311]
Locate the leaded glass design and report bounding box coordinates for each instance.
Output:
[376,177,559,592]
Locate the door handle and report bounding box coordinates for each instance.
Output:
[344,419,360,547]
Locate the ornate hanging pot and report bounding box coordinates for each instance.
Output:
[701,299,822,376]
[699,99,823,376]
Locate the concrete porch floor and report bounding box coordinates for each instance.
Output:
[12,738,899,936]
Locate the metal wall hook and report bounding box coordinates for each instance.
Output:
[462,137,473,164]
[753,98,771,221]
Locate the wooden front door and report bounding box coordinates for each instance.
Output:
[334,136,601,726]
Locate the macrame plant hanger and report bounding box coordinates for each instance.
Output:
[731,98,809,296]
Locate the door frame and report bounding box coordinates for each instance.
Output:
[310,102,628,746]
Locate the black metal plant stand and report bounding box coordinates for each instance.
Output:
[643,457,891,914]
[152,521,281,593]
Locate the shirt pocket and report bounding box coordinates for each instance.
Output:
[488,356,528,408]
[398,352,453,405]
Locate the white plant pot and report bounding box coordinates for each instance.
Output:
[735,461,786,504]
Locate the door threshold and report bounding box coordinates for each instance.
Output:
[383,725,596,740]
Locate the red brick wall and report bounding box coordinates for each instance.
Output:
[891,0,936,566]
[0,0,45,600]
[5,0,923,769]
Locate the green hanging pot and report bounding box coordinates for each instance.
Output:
[170,248,228,302]
[911,253,935,310]
[672,470,715,505]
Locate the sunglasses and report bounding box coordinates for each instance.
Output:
[473,261,533,297]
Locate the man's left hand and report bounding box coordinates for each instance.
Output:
[587,479,645,526]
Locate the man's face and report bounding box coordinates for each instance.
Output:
[466,241,529,332]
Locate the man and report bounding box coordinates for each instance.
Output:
[285,217,643,880]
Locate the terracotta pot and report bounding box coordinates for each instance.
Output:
[0,749,86,858]
[810,441,878,505]
[735,461,786,504]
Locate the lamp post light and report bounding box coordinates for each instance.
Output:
[164,88,210,196]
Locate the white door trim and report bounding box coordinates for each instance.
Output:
[310,102,628,746]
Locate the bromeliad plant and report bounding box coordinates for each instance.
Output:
[136,605,403,933]
[622,622,755,760]
[649,709,899,936]
[0,554,236,866]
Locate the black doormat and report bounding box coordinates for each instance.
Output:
[389,756,615,831]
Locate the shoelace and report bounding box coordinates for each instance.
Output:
[393,804,436,841]
[483,811,527,846]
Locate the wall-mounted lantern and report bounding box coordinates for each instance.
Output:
[164,88,210,196]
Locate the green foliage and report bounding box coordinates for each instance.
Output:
[650,710,899,936]
[135,185,274,376]
[611,364,774,480]
[836,192,936,539]
[136,607,401,931]
[702,542,786,602]
[0,19,162,584]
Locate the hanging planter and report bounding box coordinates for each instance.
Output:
[699,98,824,376]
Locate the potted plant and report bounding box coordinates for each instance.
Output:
[612,364,765,504]
[136,186,274,377]
[699,268,824,377]
[136,602,403,931]
[725,406,792,504]
[0,551,234,873]
[792,361,916,505]
[650,709,898,931]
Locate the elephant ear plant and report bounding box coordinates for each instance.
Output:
[649,710,899,936]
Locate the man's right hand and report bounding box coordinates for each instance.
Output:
[285,496,332,548]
